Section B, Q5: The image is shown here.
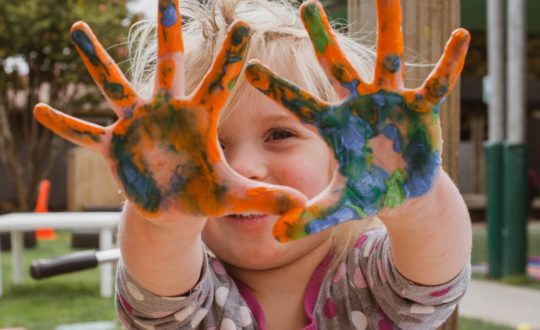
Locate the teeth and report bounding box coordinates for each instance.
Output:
[229,213,264,219]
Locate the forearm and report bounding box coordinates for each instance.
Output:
[119,202,207,296]
[380,169,472,285]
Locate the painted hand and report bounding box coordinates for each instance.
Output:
[34,0,305,220]
[245,0,470,241]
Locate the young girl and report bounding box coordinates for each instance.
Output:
[34,0,472,328]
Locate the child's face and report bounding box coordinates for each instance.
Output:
[202,84,335,270]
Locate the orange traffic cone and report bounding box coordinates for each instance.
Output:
[35,179,57,240]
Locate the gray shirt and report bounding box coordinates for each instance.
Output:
[116,228,470,329]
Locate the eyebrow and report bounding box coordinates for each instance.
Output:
[259,114,298,124]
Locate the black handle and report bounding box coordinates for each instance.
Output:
[30,251,98,279]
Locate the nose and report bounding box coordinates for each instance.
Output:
[225,143,268,181]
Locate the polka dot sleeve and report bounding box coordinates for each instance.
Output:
[346,228,471,329]
[115,254,212,329]
[115,252,258,329]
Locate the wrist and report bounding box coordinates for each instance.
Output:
[379,168,447,224]
[119,201,207,295]
[123,200,207,230]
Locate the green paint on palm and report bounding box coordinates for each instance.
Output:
[349,203,368,218]
[228,77,237,92]
[111,131,162,212]
[73,129,102,143]
[364,144,374,170]
[384,169,407,208]
[103,80,130,100]
[303,4,332,55]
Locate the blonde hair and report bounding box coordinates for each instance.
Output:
[128,0,378,272]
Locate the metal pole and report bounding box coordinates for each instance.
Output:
[503,0,528,277]
[486,0,505,279]
[506,0,526,145]
[487,0,505,143]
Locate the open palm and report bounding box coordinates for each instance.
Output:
[34,0,304,220]
[246,0,470,241]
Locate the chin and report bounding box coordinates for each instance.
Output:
[210,236,286,264]
[202,216,333,272]
[226,257,281,271]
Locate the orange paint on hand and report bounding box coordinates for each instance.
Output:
[70,22,137,114]
[157,59,177,91]
[157,0,184,56]
[34,103,105,150]
[34,8,304,222]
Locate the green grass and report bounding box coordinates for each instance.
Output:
[2,224,539,329]
[471,221,540,290]
[471,222,540,264]
[458,317,513,330]
[0,231,119,329]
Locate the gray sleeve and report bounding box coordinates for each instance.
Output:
[349,229,471,329]
[115,253,214,329]
[115,252,256,329]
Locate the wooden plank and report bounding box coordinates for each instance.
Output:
[401,0,462,181]
[348,1,463,329]
[472,114,486,193]
[67,147,123,211]
[347,0,376,42]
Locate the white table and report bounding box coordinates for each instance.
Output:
[0,212,120,298]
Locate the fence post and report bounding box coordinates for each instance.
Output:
[486,0,505,279]
[502,0,528,278]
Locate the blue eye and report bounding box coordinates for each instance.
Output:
[268,129,294,141]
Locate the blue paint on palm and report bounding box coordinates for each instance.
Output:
[381,125,403,153]
[111,132,162,212]
[247,64,440,234]
[305,202,359,234]
[340,79,361,97]
[323,113,371,158]
[123,105,136,119]
[299,91,437,229]
[72,29,110,76]
[72,30,96,61]
[371,93,387,111]
[169,165,188,193]
[383,55,402,73]
[72,29,118,91]
[160,1,178,27]
[403,131,441,197]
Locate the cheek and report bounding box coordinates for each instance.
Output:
[201,221,219,249]
[273,153,331,199]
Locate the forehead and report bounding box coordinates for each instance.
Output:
[233,83,296,120]
[223,67,307,121]
[219,37,326,125]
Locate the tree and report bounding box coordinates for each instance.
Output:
[0,0,132,211]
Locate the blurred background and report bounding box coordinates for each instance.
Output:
[0,0,539,329]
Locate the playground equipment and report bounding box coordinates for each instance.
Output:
[35,179,58,240]
[0,211,119,297]
[30,249,120,280]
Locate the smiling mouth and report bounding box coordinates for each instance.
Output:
[221,213,278,233]
[226,213,268,220]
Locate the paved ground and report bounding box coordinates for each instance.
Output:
[460,279,540,329]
